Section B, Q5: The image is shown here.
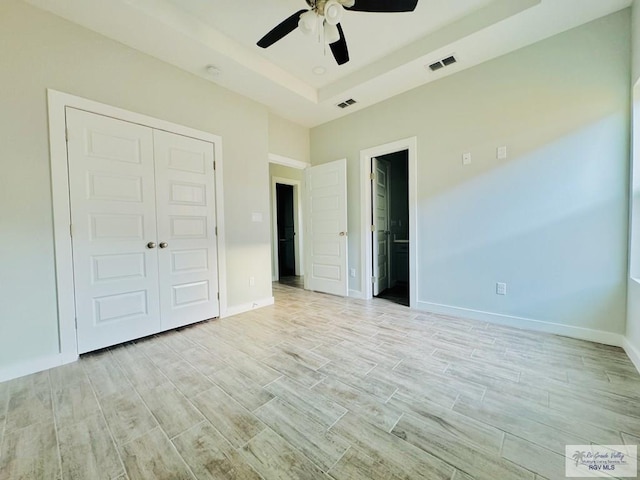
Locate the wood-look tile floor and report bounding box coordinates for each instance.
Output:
[277,276,305,290]
[1,283,639,480]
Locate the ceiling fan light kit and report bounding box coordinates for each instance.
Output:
[257,0,419,65]
[298,10,319,35]
[323,1,345,25]
[324,22,341,44]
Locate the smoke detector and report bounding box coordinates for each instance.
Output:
[206,65,222,76]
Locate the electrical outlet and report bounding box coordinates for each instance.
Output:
[249,276,255,286]
[462,152,472,166]
[350,268,356,278]
[496,282,507,295]
[497,146,507,160]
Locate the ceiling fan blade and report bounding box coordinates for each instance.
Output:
[257,9,307,48]
[346,0,418,13]
[329,24,349,65]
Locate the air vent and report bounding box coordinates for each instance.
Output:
[442,55,457,66]
[337,98,357,109]
[428,54,457,72]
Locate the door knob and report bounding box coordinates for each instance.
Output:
[339,231,347,237]
[147,242,156,249]
[159,242,168,249]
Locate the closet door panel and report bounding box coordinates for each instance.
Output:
[66,108,161,353]
[153,130,220,330]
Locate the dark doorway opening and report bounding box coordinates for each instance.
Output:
[372,150,409,307]
[276,183,296,278]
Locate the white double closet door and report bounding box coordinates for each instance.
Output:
[66,108,219,354]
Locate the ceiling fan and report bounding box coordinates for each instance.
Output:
[257,0,419,65]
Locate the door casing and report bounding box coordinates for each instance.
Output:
[359,137,418,306]
[48,89,227,361]
[271,176,303,280]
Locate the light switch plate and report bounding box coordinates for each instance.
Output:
[462,152,472,165]
[497,146,507,160]
[251,212,263,223]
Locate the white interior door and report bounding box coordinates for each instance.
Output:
[153,130,219,330]
[67,108,161,353]
[305,159,348,296]
[372,158,390,296]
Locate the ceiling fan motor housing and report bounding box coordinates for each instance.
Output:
[306,0,356,15]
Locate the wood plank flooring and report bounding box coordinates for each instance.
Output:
[0,283,639,479]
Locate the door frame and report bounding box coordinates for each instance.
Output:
[359,137,417,307]
[268,153,309,283]
[48,89,227,361]
[271,177,304,280]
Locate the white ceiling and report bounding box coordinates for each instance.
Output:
[24,0,632,127]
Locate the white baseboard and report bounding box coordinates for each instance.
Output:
[623,337,640,374]
[415,300,624,347]
[0,352,78,383]
[349,289,365,299]
[3,300,635,382]
[1,297,274,383]
[223,297,275,318]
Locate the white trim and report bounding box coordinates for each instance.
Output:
[222,297,275,318]
[623,337,640,374]
[48,90,78,361]
[269,153,310,170]
[360,137,417,307]
[213,141,228,318]
[0,353,78,383]
[47,89,228,362]
[51,91,227,143]
[416,300,624,347]
[349,289,366,299]
[271,177,304,280]
[629,84,640,277]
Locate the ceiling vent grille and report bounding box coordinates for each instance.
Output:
[428,55,457,72]
[337,98,357,109]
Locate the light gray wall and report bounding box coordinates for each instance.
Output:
[268,113,311,163]
[269,164,304,183]
[0,0,275,369]
[311,10,631,334]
